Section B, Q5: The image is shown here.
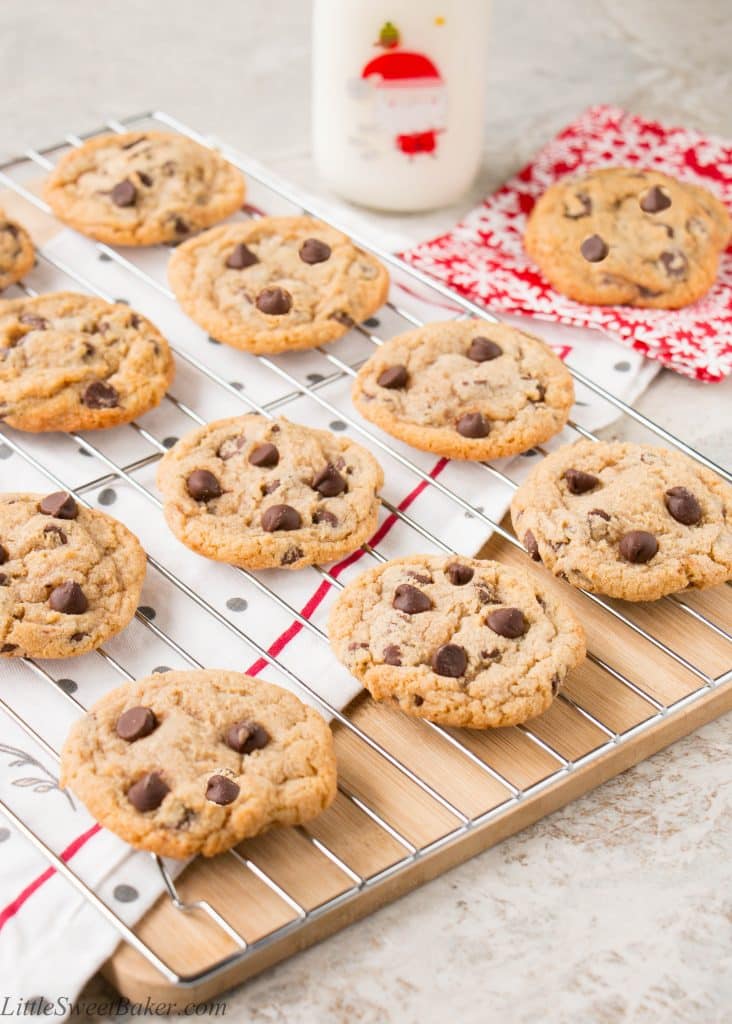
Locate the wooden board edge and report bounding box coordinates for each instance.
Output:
[103,680,732,1008]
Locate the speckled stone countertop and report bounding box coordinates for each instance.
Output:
[1,1,730,1020]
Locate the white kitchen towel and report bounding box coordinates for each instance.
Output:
[0,201,657,1007]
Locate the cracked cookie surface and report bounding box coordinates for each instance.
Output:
[60,669,337,858]
[511,440,732,601]
[157,414,384,570]
[352,320,574,460]
[0,210,34,291]
[524,167,731,309]
[0,291,174,432]
[168,216,389,354]
[328,555,585,728]
[43,131,245,246]
[0,491,146,659]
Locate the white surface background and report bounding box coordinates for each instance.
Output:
[0,1,730,1021]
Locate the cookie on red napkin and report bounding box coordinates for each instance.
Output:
[403,105,732,382]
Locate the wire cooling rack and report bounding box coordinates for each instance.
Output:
[0,112,730,995]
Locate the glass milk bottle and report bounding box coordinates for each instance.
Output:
[312,0,490,211]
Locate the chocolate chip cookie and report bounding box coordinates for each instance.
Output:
[0,491,146,659]
[524,167,731,308]
[352,320,574,460]
[157,414,384,570]
[43,131,245,246]
[168,216,389,354]
[60,669,337,858]
[0,292,174,432]
[511,440,732,601]
[328,555,586,728]
[0,210,34,291]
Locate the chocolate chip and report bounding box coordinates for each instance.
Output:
[313,508,338,526]
[467,336,502,362]
[551,673,562,695]
[217,435,246,460]
[172,216,189,236]
[487,607,527,638]
[665,486,702,526]
[476,585,497,604]
[456,412,489,438]
[313,465,346,497]
[226,243,258,269]
[407,571,433,584]
[299,238,332,264]
[431,644,467,677]
[564,468,599,494]
[589,508,611,521]
[82,381,119,409]
[19,314,48,330]
[1,643,17,653]
[413,695,424,707]
[527,381,547,405]
[580,235,608,262]
[137,171,153,187]
[43,525,67,545]
[226,720,270,754]
[524,530,541,561]
[377,365,408,389]
[640,186,671,213]
[185,469,221,502]
[660,250,688,278]
[127,772,169,812]
[0,545,6,565]
[262,479,280,495]
[281,546,304,565]
[383,644,402,666]
[111,179,137,207]
[261,504,301,531]
[446,562,474,585]
[116,707,158,742]
[49,581,88,614]
[39,491,78,519]
[206,774,240,805]
[564,192,592,219]
[70,632,87,643]
[619,530,658,563]
[330,311,355,327]
[393,584,432,614]
[256,287,292,315]
[249,443,279,468]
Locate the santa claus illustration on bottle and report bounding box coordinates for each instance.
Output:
[356,21,448,158]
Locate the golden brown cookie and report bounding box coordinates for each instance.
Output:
[510,440,732,601]
[60,669,338,858]
[524,167,731,308]
[329,555,586,728]
[168,216,389,354]
[156,414,384,570]
[43,131,245,246]
[0,292,174,432]
[0,491,146,659]
[0,211,34,291]
[352,320,574,460]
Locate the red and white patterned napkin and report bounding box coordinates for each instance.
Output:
[403,105,732,382]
